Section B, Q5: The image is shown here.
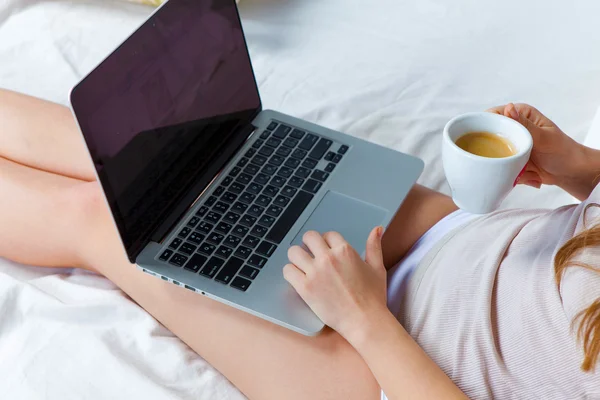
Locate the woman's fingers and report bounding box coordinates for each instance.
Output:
[487,103,549,131]
[364,227,385,271]
[322,231,346,248]
[486,105,506,115]
[517,171,542,188]
[287,245,314,273]
[302,230,330,256]
[504,103,519,120]
[514,103,557,128]
[487,103,520,120]
[283,263,307,295]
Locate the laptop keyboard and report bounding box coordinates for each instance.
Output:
[157,120,349,292]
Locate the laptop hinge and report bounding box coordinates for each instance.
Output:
[144,121,257,255]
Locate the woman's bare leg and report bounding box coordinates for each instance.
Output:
[382,185,458,268]
[0,157,92,268]
[81,180,456,400]
[0,89,95,181]
[0,91,457,399]
[0,157,382,399]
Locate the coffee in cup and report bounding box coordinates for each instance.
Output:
[442,113,533,214]
[454,131,517,158]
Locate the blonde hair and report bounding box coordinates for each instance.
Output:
[555,203,600,371]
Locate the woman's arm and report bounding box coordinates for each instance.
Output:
[489,103,600,201]
[284,229,467,399]
[349,308,467,400]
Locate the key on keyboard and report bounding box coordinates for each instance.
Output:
[250,225,268,238]
[258,146,274,157]
[199,243,216,255]
[185,254,207,273]
[266,138,281,147]
[200,257,224,278]
[291,149,307,159]
[266,190,313,243]
[255,195,271,207]
[215,257,243,284]
[231,276,251,291]
[290,129,305,139]
[276,147,291,157]
[272,125,291,139]
[207,232,225,244]
[197,222,213,234]
[225,235,241,247]
[240,265,260,280]
[169,238,183,249]
[256,241,277,257]
[277,167,293,178]
[298,134,318,150]
[229,182,245,194]
[170,253,188,267]
[303,179,322,193]
[248,254,267,269]
[242,235,260,248]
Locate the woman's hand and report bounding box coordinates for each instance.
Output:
[285,229,468,400]
[488,103,582,188]
[283,227,388,344]
[488,103,598,200]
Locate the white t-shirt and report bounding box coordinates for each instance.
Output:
[399,186,600,399]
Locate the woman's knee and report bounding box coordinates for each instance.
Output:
[55,181,124,270]
[55,181,104,225]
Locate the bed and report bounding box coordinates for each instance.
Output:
[1,0,599,398]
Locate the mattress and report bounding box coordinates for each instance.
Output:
[1,0,600,398]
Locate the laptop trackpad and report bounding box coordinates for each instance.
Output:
[291,191,387,256]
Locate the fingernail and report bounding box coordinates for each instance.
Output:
[508,104,519,120]
[514,176,522,187]
[377,226,384,238]
[513,165,528,187]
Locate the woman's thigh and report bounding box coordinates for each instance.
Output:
[0,160,381,399]
[83,182,456,400]
[382,184,457,268]
[104,263,382,400]
[2,177,453,399]
[0,167,454,400]
[0,156,97,268]
[0,89,95,181]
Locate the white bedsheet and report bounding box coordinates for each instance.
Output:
[1,0,600,398]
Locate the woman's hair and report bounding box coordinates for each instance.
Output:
[555,203,600,372]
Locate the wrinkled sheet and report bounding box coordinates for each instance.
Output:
[1,0,600,398]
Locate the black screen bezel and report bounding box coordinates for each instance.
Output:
[69,0,262,262]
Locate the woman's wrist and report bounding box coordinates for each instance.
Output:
[343,306,404,352]
[562,145,600,201]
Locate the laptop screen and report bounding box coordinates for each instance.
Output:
[70,0,261,260]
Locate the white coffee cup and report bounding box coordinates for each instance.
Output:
[442,112,533,214]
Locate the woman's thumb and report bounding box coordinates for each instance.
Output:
[365,226,385,271]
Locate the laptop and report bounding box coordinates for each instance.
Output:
[69,0,423,336]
